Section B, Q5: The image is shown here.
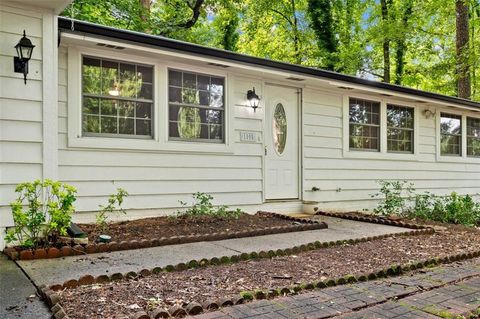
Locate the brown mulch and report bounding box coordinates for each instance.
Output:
[78,213,300,242]
[59,224,480,319]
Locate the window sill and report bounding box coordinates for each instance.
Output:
[67,135,234,154]
[342,149,419,161]
[435,154,480,163]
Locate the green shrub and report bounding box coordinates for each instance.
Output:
[5,180,77,248]
[95,188,129,233]
[371,180,414,217]
[371,180,480,226]
[175,192,243,219]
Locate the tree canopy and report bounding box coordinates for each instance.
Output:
[62,0,480,101]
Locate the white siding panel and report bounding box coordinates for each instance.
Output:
[74,191,262,212]
[58,150,261,168]
[59,166,262,182]
[0,98,42,122]
[0,120,43,142]
[0,141,42,163]
[1,163,42,185]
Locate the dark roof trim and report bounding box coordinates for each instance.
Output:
[58,17,480,109]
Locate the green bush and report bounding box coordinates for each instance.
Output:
[371,180,414,217]
[371,180,480,226]
[175,192,243,219]
[5,180,77,248]
[95,188,129,233]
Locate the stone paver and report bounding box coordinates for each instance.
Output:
[192,258,480,319]
[16,216,407,287]
[0,255,50,319]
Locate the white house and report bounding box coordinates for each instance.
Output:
[2,0,480,249]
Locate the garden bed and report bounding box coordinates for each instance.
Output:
[51,223,480,319]
[4,212,327,260]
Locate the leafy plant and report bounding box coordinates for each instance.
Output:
[5,180,77,248]
[175,192,243,219]
[371,180,415,217]
[95,188,129,233]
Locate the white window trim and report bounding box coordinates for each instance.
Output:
[342,94,420,161]
[435,107,480,163]
[67,46,234,154]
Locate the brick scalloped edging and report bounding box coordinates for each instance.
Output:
[315,211,432,229]
[3,212,328,261]
[43,227,436,318]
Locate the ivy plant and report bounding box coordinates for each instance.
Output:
[5,180,77,248]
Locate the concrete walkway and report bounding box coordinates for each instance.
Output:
[192,258,480,319]
[17,216,407,287]
[0,255,50,319]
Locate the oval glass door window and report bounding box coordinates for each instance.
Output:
[273,103,287,154]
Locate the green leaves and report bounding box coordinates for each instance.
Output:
[175,192,243,219]
[95,188,129,234]
[6,179,77,248]
[371,180,480,226]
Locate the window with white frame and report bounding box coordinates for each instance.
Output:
[349,98,381,151]
[387,104,414,153]
[168,69,225,143]
[467,117,480,157]
[440,113,462,156]
[82,56,154,137]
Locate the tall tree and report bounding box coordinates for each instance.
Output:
[307,0,338,71]
[394,0,414,85]
[380,0,392,83]
[456,0,471,99]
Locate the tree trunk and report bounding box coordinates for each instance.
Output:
[381,0,391,83]
[456,0,471,99]
[291,0,301,64]
[139,0,150,21]
[394,0,414,85]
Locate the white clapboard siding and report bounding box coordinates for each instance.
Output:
[302,88,480,209]
[57,53,264,212]
[0,5,44,220]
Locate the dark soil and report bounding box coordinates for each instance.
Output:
[78,213,302,242]
[59,224,480,319]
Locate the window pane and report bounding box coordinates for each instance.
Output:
[182,88,198,104]
[441,113,461,135]
[440,113,462,156]
[168,70,182,86]
[100,99,117,116]
[210,77,224,108]
[183,73,196,89]
[136,119,151,136]
[387,104,414,153]
[168,70,225,142]
[467,117,480,157]
[169,87,182,103]
[101,60,119,96]
[138,65,153,84]
[136,102,152,119]
[138,83,152,100]
[119,118,134,135]
[198,75,210,90]
[83,115,100,133]
[100,116,117,134]
[82,57,101,95]
[83,97,99,115]
[82,56,154,138]
[349,98,380,151]
[349,98,380,125]
[118,101,135,117]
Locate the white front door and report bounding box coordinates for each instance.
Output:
[265,85,300,200]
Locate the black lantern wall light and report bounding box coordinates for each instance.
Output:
[247,87,260,112]
[14,30,35,85]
